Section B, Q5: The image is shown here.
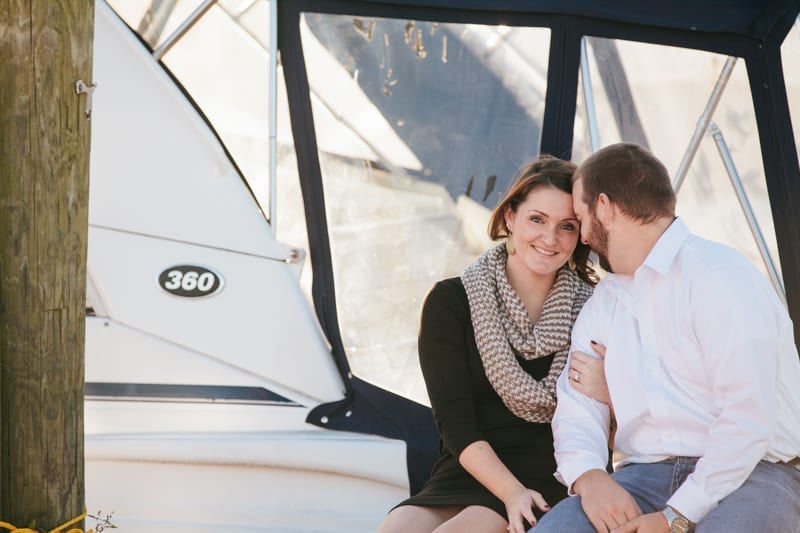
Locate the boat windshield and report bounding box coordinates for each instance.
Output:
[103,1,800,405]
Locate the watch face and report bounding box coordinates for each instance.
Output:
[663,508,691,533]
[670,517,690,533]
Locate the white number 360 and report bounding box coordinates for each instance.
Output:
[158,265,223,297]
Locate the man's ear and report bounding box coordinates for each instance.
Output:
[595,193,614,224]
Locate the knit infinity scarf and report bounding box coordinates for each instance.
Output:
[462,244,593,423]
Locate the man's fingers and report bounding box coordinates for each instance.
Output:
[610,522,635,533]
[588,516,610,533]
[610,510,630,529]
[623,505,642,522]
[625,497,643,520]
[610,514,641,533]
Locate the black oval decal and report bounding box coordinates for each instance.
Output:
[158,265,223,298]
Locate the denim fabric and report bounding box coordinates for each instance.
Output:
[531,458,800,532]
[697,460,800,532]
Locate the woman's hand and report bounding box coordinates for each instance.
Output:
[502,486,550,533]
[569,341,610,405]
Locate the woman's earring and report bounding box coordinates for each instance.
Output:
[506,233,516,255]
[568,256,576,270]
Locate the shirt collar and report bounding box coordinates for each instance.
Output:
[637,217,689,277]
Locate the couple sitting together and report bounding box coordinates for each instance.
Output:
[378,143,800,533]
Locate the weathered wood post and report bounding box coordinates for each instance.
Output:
[0,1,93,528]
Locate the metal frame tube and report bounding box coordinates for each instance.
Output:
[672,56,737,192]
[709,122,787,306]
[152,0,218,61]
[268,0,278,236]
[580,37,601,152]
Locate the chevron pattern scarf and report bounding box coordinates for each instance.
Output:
[462,244,593,422]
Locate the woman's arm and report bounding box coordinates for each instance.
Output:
[459,441,550,533]
[418,280,485,458]
[419,281,544,529]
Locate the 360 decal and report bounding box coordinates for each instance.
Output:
[158,265,224,297]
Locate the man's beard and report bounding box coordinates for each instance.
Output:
[590,215,612,273]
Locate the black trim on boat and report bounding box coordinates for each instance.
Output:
[84,382,303,406]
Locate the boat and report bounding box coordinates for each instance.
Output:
[85,0,800,530]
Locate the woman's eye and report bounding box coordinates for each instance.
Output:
[560,224,576,231]
[530,216,543,223]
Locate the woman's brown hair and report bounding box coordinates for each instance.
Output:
[488,154,597,285]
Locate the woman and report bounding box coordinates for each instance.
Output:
[378,154,606,533]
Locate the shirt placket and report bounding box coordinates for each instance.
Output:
[635,274,681,453]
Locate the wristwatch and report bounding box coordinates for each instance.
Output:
[661,506,693,533]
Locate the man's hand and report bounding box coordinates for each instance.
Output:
[573,469,642,532]
[610,511,669,532]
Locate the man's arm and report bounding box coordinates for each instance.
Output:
[667,260,784,522]
[552,290,643,531]
[552,289,614,489]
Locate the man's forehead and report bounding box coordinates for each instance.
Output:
[572,177,586,200]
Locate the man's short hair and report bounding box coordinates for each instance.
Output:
[575,143,676,223]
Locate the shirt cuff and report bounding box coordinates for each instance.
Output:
[666,476,725,523]
[555,455,609,495]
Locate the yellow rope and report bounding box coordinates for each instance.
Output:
[0,510,93,533]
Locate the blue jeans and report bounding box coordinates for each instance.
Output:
[531,458,800,532]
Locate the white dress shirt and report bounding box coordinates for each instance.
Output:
[552,217,800,522]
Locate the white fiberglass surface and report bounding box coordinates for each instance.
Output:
[91,1,280,257]
[87,226,344,403]
[104,0,284,219]
[85,456,406,532]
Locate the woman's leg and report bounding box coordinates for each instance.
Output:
[377,504,461,533]
[433,505,508,533]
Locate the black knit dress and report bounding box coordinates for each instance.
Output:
[395,277,568,519]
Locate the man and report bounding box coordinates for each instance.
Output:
[533,143,800,532]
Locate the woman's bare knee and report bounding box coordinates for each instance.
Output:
[377,504,461,533]
[433,505,507,533]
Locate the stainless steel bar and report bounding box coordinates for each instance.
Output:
[672,56,737,192]
[709,121,787,306]
[152,0,218,61]
[268,0,278,236]
[580,38,601,152]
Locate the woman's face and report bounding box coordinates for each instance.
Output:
[505,186,580,278]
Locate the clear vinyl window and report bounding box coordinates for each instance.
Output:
[574,37,783,299]
[301,13,551,402]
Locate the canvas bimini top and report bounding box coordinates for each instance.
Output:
[355,0,797,41]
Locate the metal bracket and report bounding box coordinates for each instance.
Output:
[75,80,97,119]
